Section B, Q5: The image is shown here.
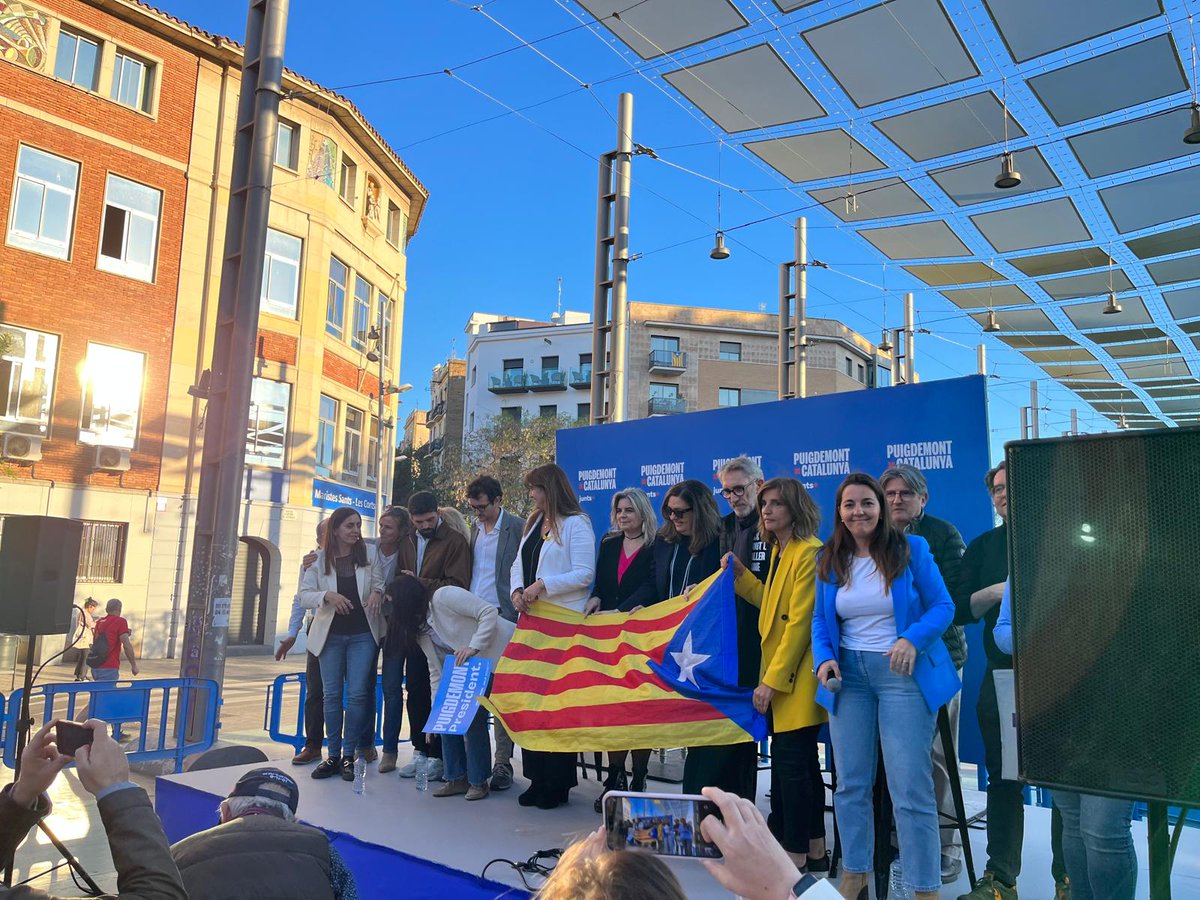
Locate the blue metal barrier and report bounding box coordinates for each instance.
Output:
[0,678,220,773]
[265,672,392,752]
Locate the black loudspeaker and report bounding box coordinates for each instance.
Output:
[0,516,84,636]
[1008,426,1200,806]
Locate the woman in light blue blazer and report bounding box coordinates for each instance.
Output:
[811,473,959,900]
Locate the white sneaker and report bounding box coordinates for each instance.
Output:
[397,750,426,778]
[427,757,445,782]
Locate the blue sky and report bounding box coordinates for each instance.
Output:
[160,0,1115,458]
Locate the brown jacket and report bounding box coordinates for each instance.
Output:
[398,520,471,593]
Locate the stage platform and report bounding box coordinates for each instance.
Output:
[155,745,1200,899]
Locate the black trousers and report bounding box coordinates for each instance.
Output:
[979,667,1067,885]
[304,647,376,753]
[769,725,826,854]
[682,741,758,801]
[523,749,578,792]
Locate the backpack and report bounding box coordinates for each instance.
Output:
[86,623,110,668]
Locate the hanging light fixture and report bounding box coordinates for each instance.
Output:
[879,328,894,352]
[710,140,730,261]
[983,309,1002,332]
[995,79,1022,189]
[1102,248,1122,315]
[1187,20,1200,144]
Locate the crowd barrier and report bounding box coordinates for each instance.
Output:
[0,677,220,773]
[265,672,388,752]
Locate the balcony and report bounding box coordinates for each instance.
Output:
[648,396,687,416]
[528,369,568,392]
[648,349,687,374]
[569,366,592,388]
[427,400,446,423]
[488,370,528,394]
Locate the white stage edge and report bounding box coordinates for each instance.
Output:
[157,745,1200,898]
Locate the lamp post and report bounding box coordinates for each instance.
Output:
[367,309,411,536]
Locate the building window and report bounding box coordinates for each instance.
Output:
[577,402,591,422]
[367,416,380,486]
[351,275,372,351]
[342,406,364,482]
[502,358,523,372]
[316,394,337,477]
[77,521,127,582]
[275,120,300,170]
[719,341,742,362]
[649,382,680,400]
[857,363,866,383]
[541,355,559,373]
[338,155,357,205]
[539,404,557,418]
[719,387,741,407]
[0,325,58,436]
[110,51,153,112]
[379,293,395,367]
[469,412,475,431]
[79,344,144,449]
[9,145,80,260]
[246,377,290,468]
[54,29,100,90]
[326,256,347,339]
[501,407,521,423]
[260,228,302,318]
[386,201,404,247]
[580,353,592,366]
[844,357,853,377]
[651,335,680,354]
[743,389,777,405]
[470,366,477,387]
[97,174,161,282]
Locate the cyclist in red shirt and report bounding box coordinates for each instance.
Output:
[90,598,140,682]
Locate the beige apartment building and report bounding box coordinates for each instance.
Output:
[424,358,466,468]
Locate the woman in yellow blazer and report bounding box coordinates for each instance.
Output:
[723,476,828,873]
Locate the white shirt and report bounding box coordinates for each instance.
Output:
[470,509,504,608]
[836,555,897,652]
[416,517,441,573]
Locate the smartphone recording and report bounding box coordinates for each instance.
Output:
[603,791,723,859]
[54,721,93,757]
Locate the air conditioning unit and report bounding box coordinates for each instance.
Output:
[2,433,43,462]
[94,446,131,472]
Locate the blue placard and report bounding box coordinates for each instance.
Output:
[557,375,996,768]
[311,477,383,518]
[426,656,493,735]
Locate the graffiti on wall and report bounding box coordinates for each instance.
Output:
[0,2,49,73]
[306,132,337,189]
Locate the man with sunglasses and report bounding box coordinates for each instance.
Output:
[466,475,525,791]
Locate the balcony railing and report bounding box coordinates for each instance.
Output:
[528,369,568,392]
[569,366,592,388]
[648,396,687,416]
[487,371,528,394]
[427,400,446,422]
[429,436,445,453]
[648,349,687,373]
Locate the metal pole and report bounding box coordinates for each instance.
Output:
[1020,407,1029,440]
[778,263,791,399]
[610,92,633,422]
[180,0,288,729]
[590,150,613,424]
[1070,408,1078,435]
[373,304,386,537]
[904,293,916,385]
[795,218,808,399]
[977,343,987,376]
[1030,381,1040,439]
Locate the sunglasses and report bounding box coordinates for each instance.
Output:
[665,506,693,520]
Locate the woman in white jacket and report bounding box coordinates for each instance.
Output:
[510,463,596,810]
[299,506,385,781]
[388,576,516,801]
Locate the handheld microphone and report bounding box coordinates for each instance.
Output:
[826,676,842,694]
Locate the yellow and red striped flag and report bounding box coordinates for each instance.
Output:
[481,567,766,752]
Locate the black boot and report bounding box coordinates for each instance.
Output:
[594,767,628,813]
[630,764,648,793]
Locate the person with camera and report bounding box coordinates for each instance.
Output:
[0,720,186,898]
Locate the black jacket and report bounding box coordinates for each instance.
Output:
[718,511,768,687]
[954,522,1011,669]
[907,511,968,668]
[649,535,721,604]
[593,533,657,612]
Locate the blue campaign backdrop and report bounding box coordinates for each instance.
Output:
[557,375,997,770]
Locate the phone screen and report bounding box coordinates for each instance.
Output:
[603,791,723,858]
[55,721,93,757]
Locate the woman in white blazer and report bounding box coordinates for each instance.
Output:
[510,464,596,810]
[388,577,516,801]
[299,506,385,782]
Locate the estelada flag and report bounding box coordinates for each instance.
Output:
[481,566,766,752]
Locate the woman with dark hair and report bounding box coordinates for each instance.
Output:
[586,487,659,810]
[811,473,959,900]
[510,463,596,809]
[723,477,827,872]
[299,506,385,782]
[387,575,516,801]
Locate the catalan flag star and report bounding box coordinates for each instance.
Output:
[670,632,710,689]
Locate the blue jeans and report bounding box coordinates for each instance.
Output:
[319,631,377,759]
[441,707,491,785]
[827,650,940,893]
[1053,792,1136,900]
[91,667,119,682]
